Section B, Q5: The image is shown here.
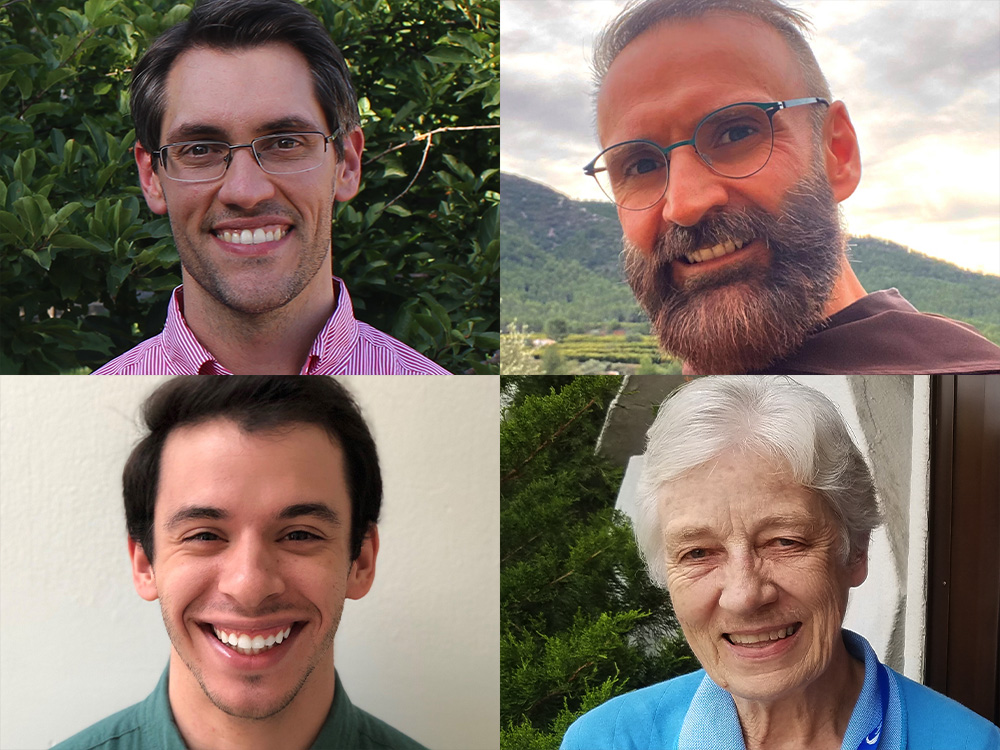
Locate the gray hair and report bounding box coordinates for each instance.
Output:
[635,377,881,588]
[592,0,833,137]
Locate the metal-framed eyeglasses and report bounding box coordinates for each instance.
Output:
[152,130,341,183]
[583,98,829,211]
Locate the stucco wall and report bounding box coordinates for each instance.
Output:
[0,376,500,750]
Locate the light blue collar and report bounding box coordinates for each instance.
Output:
[678,630,902,750]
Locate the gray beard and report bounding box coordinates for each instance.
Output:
[622,169,846,373]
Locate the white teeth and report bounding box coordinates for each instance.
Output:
[219,226,287,245]
[212,625,294,655]
[685,238,751,264]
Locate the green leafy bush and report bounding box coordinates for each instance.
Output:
[501,377,696,747]
[1,0,498,373]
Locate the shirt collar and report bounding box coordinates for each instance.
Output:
[678,629,901,750]
[162,277,360,375]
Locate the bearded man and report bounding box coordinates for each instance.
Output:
[585,0,1000,374]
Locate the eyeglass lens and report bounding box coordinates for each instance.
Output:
[593,104,775,210]
[162,133,327,181]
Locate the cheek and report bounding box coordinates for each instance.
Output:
[667,572,716,629]
[620,210,660,254]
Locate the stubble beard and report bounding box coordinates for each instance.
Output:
[161,595,343,722]
[172,199,332,318]
[622,168,846,374]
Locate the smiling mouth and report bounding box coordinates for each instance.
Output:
[205,622,300,656]
[212,225,292,246]
[724,622,801,646]
[681,237,755,264]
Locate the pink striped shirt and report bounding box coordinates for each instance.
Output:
[92,277,450,375]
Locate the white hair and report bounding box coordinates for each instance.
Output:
[635,376,881,588]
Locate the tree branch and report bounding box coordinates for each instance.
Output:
[501,396,599,484]
[362,124,498,166]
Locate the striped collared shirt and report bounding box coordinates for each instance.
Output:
[92,277,450,375]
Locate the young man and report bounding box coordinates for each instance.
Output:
[586,0,1000,374]
[94,0,448,374]
[54,377,429,749]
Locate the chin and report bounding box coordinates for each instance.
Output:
[204,678,299,720]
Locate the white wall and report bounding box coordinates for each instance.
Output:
[0,376,500,750]
[611,375,930,679]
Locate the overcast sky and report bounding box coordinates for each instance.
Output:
[501,0,1000,276]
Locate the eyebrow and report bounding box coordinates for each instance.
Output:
[164,502,342,532]
[165,117,324,144]
[664,513,818,549]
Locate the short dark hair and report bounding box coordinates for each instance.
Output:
[130,0,360,160]
[123,376,381,564]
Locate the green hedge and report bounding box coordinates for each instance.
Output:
[1,0,498,373]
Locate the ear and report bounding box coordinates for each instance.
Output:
[345,523,378,600]
[128,535,160,602]
[846,546,869,588]
[822,100,861,203]
[134,141,169,216]
[333,126,364,203]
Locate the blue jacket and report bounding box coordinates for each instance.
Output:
[561,630,1000,750]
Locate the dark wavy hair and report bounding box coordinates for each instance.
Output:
[130,0,359,160]
[123,376,381,564]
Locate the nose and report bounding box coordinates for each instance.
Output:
[717,550,777,615]
[216,145,276,208]
[660,147,730,228]
[217,536,285,609]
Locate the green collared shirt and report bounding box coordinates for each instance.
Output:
[53,666,430,750]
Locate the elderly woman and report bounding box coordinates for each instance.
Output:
[562,377,999,750]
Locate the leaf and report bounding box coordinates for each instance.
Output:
[23,248,52,271]
[49,234,103,252]
[442,153,475,182]
[423,47,475,65]
[12,197,42,237]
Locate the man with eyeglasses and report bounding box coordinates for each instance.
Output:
[93,0,448,375]
[586,0,1000,375]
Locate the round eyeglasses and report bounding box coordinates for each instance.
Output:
[583,98,829,211]
[153,130,340,183]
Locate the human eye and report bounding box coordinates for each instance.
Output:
[679,547,713,563]
[261,134,310,152]
[183,531,222,543]
[614,145,664,179]
[703,114,763,149]
[283,530,323,542]
[768,537,802,550]
[717,122,758,145]
[177,142,224,158]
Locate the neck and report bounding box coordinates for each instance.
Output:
[735,640,866,750]
[167,648,336,750]
[181,271,336,375]
[822,255,867,318]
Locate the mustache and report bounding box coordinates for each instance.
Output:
[653,206,770,263]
